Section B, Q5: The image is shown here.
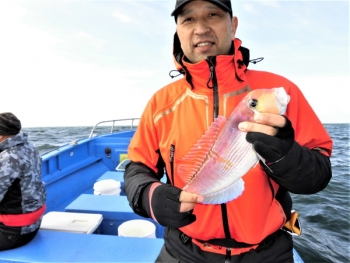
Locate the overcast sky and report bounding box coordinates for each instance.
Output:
[0,0,349,127]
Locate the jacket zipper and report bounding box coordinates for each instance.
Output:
[206,57,219,118]
[207,56,232,259]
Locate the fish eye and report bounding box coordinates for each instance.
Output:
[248,99,258,109]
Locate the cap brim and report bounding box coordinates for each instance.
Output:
[171,0,232,18]
[171,0,192,17]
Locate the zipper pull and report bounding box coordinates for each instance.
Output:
[170,145,175,163]
[207,61,214,89]
[170,145,175,184]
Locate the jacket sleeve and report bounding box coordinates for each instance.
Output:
[123,96,166,217]
[124,161,162,217]
[265,77,333,194]
[263,143,332,194]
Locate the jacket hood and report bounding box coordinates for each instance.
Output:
[0,132,27,152]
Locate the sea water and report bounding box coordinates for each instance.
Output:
[22,123,350,263]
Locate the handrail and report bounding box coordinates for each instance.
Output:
[88,118,140,139]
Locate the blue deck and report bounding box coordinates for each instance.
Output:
[0,229,304,263]
[0,230,164,263]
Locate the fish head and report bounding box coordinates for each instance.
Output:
[246,87,290,116]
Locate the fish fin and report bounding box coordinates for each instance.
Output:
[177,116,227,184]
[203,177,245,205]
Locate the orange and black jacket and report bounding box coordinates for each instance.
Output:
[124,38,332,252]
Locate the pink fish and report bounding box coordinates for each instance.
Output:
[177,87,290,204]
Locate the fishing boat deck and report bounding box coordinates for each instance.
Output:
[0,230,164,263]
[0,229,304,263]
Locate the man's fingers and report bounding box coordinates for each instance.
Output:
[254,113,286,128]
[179,191,204,213]
[238,113,286,135]
[179,202,195,213]
[239,121,277,136]
[179,191,204,203]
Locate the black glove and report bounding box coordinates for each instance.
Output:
[246,116,295,164]
[141,183,196,228]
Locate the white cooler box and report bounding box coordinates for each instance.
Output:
[40,212,103,234]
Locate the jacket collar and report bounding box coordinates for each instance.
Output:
[173,36,249,90]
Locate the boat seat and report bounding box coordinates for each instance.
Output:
[65,194,165,238]
[0,229,164,263]
[40,211,103,234]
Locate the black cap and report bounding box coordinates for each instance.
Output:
[0,112,21,136]
[171,0,232,20]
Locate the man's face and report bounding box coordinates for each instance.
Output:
[176,0,238,63]
[0,135,10,143]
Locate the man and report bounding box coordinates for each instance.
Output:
[0,112,46,250]
[124,1,332,262]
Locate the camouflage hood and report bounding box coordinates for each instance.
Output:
[0,132,27,152]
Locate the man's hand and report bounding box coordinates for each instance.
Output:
[239,113,295,164]
[148,183,203,228]
[238,113,286,135]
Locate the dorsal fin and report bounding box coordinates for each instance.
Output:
[177,116,227,183]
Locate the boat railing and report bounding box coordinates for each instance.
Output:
[88,118,140,139]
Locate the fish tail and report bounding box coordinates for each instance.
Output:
[203,177,245,204]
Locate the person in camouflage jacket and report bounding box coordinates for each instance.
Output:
[0,112,46,250]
